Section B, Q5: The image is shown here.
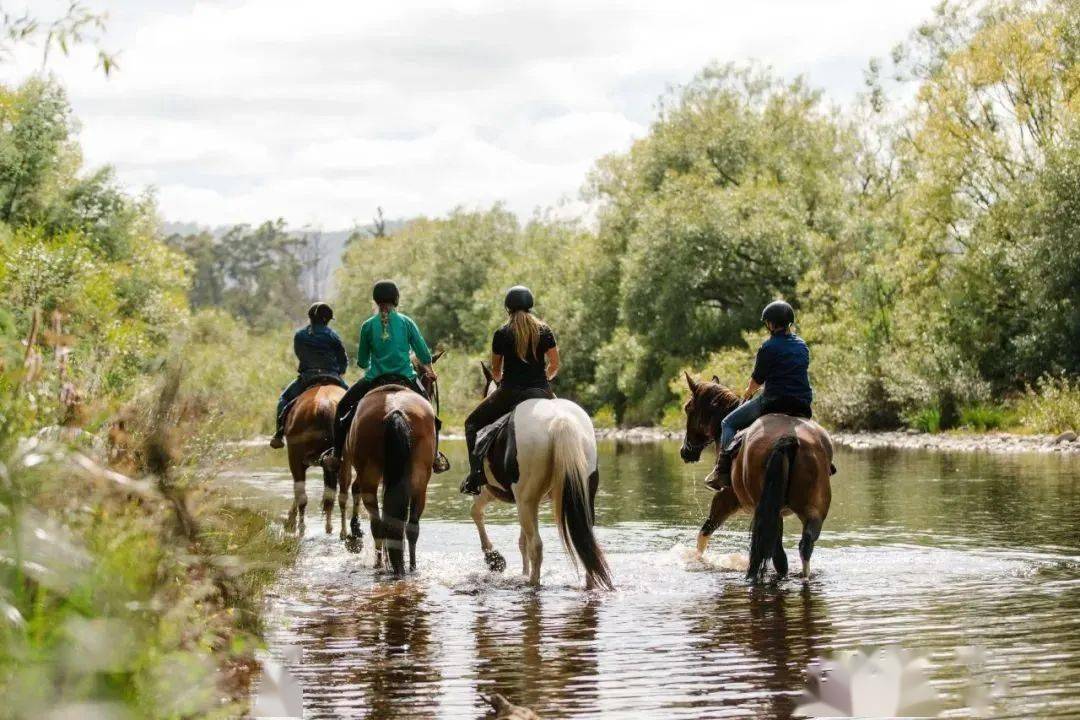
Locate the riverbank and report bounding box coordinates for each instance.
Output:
[594,427,1080,456]
[236,427,1080,455]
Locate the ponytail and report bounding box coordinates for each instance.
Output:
[508,310,545,361]
[378,302,393,341]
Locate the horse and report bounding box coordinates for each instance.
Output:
[468,362,613,590]
[679,373,833,581]
[336,353,442,575]
[283,381,346,536]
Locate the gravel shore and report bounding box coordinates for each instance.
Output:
[593,426,1080,456]
[236,427,1080,456]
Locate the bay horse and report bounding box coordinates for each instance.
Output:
[469,363,613,590]
[337,354,442,575]
[283,382,345,535]
[679,373,833,581]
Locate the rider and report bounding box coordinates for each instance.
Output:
[324,280,449,473]
[460,285,559,496]
[270,301,350,449]
[708,300,813,490]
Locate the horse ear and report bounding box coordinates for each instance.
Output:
[712,375,720,385]
[685,371,699,394]
[431,350,445,364]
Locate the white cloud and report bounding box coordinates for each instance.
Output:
[3,0,939,227]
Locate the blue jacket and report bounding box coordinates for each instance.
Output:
[294,324,348,376]
[751,331,813,405]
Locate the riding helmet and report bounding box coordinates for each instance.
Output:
[761,300,795,328]
[372,280,400,306]
[307,301,333,325]
[504,285,534,312]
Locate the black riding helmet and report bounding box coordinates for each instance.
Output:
[504,285,534,312]
[372,280,400,306]
[307,301,333,325]
[761,300,795,329]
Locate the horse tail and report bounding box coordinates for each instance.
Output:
[549,415,614,590]
[382,409,412,575]
[747,434,798,581]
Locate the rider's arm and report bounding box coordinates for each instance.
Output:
[406,317,433,366]
[742,378,761,402]
[545,347,560,380]
[356,322,371,370]
[332,331,348,375]
[490,353,504,383]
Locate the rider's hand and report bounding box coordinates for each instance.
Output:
[424,369,438,382]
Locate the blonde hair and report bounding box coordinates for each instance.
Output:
[377,302,393,340]
[507,310,546,361]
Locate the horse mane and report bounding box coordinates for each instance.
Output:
[698,381,740,414]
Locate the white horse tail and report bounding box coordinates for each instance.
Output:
[549,415,614,590]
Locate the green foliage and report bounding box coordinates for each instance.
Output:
[905,406,943,434]
[1017,376,1080,433]
[959,404,1014,431]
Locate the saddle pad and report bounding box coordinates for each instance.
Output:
[472,411,520,492]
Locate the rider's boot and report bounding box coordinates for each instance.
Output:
[432,417,451,473]
[459,450,484,495]
[269,426,285,449]
[705,451,733,492]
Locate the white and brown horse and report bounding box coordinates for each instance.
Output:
[283,382,346,536]
[469,363,613,589]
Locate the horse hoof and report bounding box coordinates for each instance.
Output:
[344,536,362,554]
[484,550,506,573]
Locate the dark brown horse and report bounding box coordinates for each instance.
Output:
[337,357,442,575]
[680,373,833,580]
[283,383,346,535]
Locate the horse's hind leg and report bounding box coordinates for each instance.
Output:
[696,488,739,558]
[517,500,542,586]
[407,489,426,572]
[799,515,823,578]
[362,492,382,568]
[772,517,788,577]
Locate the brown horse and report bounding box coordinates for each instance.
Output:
[679,373,833,581]
[283,382,346,535]
[337,359,441,575]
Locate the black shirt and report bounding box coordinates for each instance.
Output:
[492,324,557,390]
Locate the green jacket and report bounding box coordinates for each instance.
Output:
[356,310,432,380]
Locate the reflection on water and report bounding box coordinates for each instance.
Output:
[232,441,1080,718]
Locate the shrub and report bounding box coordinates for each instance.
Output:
[905,406,942,434]
[1017,376,1080,434]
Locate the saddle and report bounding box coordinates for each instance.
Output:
[278,373,345,425]
[472,411,520,496]
[723,408,837,476]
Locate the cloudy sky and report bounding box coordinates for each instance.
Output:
[6,0,937,229]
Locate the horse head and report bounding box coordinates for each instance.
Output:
[679,372,739,463]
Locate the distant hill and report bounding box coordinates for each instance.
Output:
[161,219,406,297]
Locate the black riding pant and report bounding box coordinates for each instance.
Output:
[465,385,554,476]
[332,375,429,458]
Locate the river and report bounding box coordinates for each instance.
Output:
[227,440,1080,719]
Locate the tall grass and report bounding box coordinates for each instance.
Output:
[1017,376,1080,434]
[0,338,298,718]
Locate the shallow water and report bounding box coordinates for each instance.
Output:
[230,441,1080,719]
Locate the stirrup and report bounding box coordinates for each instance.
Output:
[459,472,482,496]
[433,451,451,474]
[320,450,341,471]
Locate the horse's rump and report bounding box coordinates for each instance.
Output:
[285,383,345,457]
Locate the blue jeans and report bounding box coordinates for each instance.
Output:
[720,393,768,452]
